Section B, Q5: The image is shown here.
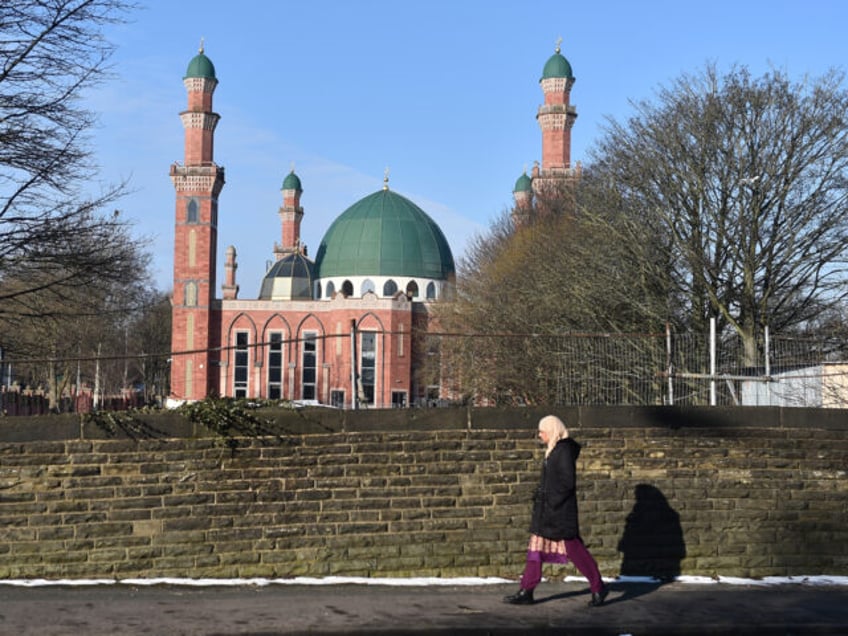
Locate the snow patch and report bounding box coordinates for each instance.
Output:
[0,575,846,588]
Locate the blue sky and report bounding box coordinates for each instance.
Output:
[88,0,848,293]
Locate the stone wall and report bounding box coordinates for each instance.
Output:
[0,406,846,580]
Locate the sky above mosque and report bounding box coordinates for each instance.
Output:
[88,0,848,294]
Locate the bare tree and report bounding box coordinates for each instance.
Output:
[0,0,140,325]
[127,290,172,404]
[436,197,670,405]
[589,64,848,366]
[2,219,153,409]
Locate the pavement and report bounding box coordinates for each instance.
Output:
[1,580,847,635]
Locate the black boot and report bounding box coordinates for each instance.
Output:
[588,585,609,607]
[503,588,534,605]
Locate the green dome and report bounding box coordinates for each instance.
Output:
[541,49,573,80]
[282,170,302,191]
[513,172,532,193]
[315,188,455,280]
[185,51,216,79]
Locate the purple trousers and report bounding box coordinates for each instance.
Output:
[519,536,604,593]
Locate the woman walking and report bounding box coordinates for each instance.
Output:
[504,415,608,607]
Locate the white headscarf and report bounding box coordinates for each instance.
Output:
[538,414,569,457]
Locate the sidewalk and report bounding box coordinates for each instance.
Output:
[1,580,847,635]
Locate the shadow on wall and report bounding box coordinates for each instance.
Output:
[618,484,686,582]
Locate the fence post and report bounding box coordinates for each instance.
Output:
[666,322,673,405]
[710,317,717,406]
[764,325,771,407]
[350,319,357,410]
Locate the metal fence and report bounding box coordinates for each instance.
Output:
[5,327,847,413]
[432,323,848,408]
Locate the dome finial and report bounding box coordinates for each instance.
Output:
[199,37,205,54]
[383,166,390,191]
[555,36,562,54]
[290,161,296,173]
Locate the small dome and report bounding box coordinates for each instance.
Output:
[513,172,532,193]
[315,188,455,280]
[185,50,216,80]
[282,170,302,191]
[258,252,315,300]
[541,47,573,80]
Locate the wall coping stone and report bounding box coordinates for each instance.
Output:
[1,405,846,443]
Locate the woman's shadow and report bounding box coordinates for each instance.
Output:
[538,484,685,605]
[609,484,686,604]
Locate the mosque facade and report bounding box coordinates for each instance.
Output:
[168,42,575,407]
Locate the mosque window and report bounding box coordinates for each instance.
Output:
[406,281,419,298]
[301,332,317,400]
[316,282,322,299]
[391,391,407,408]
[341,280,354,297]
[360,331,376,406]
[325,281,335,298]
[361,279,375,295]
[383,279,398,296]
[186,199,199,223]
[426,282,436,300]
[234,331,249,398]
[267,332,283,400]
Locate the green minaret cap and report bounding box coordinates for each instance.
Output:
[513,172,533,193]
[541,39,573,80]
[185,40,216,79]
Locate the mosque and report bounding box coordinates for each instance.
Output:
[168,41,577,407]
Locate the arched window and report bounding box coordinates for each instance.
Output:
[406,281,419,298]
[186,199,199,223]
[315,282,322,299]
[301,332,317,400]
[359,331,376,406]
[267,332,284,400]
[361,279,375,295]
[383,279,398,296]
[325,281,335,298]
[426,282,436,300]
[233,331,249,398]
[341,280,354,297]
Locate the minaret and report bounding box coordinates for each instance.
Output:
[274,168,305,259]
[535,38,578,193]
[222,245,238,300]
[512,170,534,227]
[169,42,225,401]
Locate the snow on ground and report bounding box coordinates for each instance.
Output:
[0,575,846,588]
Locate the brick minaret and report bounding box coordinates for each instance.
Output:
[169,43,225,401]
[222,245,238,300]
[534,39,579,198]
[273,169,305,259]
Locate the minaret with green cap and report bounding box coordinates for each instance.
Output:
[274,167,305,259]
[512,169,534,226]
[537,38,577,177]
[169,40,225,401]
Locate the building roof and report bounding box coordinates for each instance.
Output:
[314,187,455,280]
[541,46,573,80]
[258,252,315,300]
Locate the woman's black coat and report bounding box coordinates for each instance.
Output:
[529,437,581,540]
